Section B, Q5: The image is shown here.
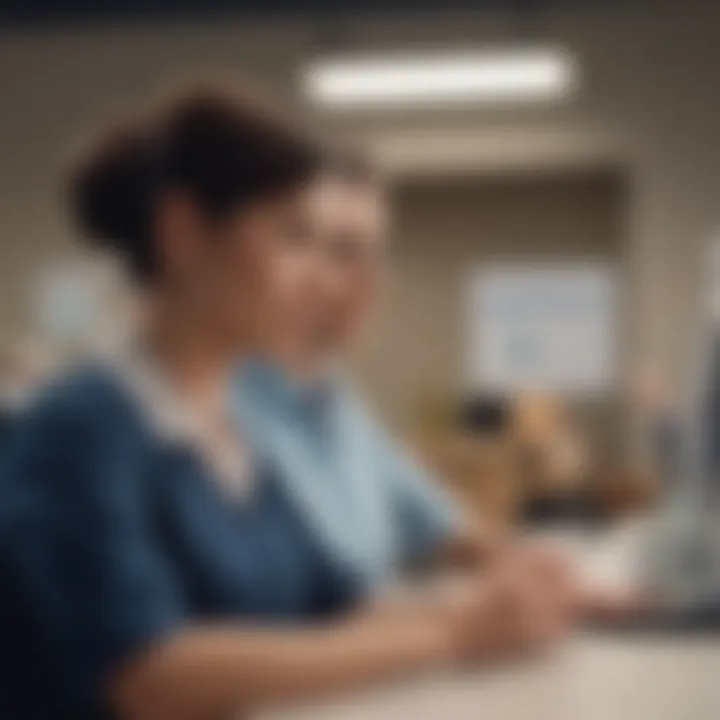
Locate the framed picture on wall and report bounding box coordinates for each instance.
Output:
[466,263,617,394]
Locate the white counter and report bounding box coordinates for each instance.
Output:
[263,632,720,720]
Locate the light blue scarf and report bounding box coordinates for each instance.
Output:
[233,361,401,591]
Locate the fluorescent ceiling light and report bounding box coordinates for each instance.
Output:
[302,49,577,108]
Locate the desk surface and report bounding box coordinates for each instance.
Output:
[264,522,720,720]
[264,633,720,720]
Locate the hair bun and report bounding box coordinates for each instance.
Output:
[66,84,321,283]
[70,123,154,252]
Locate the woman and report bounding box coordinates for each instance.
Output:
[236,155,520,583]
[235,153,623,617]
[0,89,550,720]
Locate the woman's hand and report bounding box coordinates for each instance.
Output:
[491,538,653,627]
[370,559,573,670]
[440,564,572,664]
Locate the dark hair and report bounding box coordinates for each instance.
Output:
[323,144,380,188]
[70,87,321,281]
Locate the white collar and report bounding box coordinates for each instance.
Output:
[106,346,252,498]
[108,346,207,445]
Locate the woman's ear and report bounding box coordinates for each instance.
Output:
[154,191,208,279]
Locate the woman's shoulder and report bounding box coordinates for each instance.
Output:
[0,364,151,526]
[9,362,145,456]
[29,363,135,427]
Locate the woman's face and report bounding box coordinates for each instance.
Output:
[239,176,387,368]
[155,185,322,357]
[299,176,386,358]
[155,175,385,368]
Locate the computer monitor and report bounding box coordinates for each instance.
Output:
[633,240,720,624]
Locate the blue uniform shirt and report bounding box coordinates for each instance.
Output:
[235,361,461,591]
[0,365,359,720]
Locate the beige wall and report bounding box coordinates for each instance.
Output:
[355,170,625,429]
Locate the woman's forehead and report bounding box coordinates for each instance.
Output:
[309,178,386,235]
